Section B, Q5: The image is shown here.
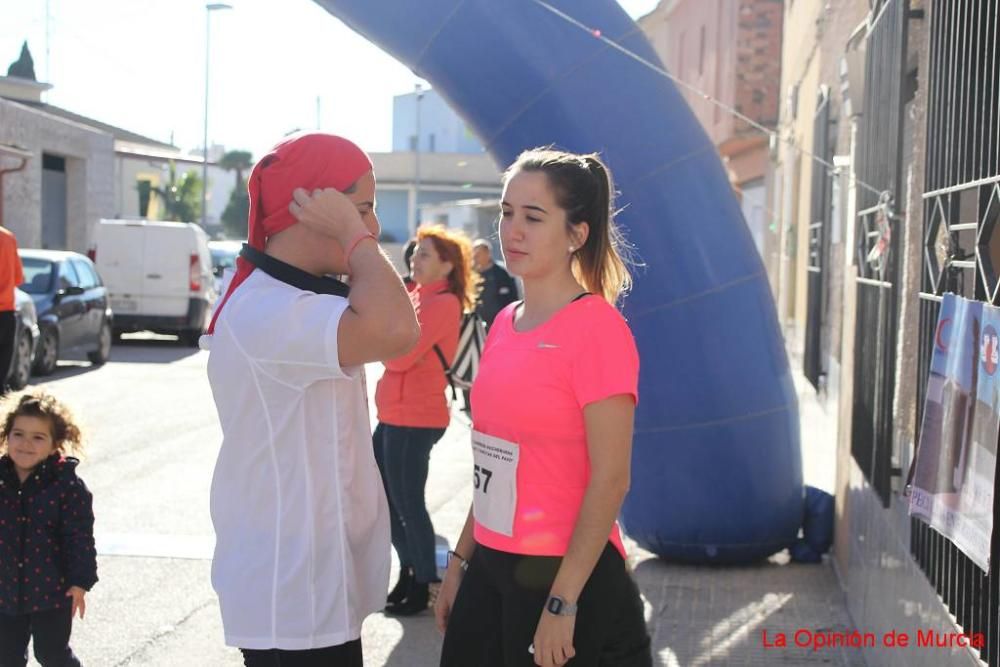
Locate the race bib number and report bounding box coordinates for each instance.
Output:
[471,430,520,537]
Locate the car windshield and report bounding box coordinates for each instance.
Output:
[210,248,239,271]
[20,258,53,295]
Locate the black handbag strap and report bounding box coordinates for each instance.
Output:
[433,344,457,400]
[430,289,460,401]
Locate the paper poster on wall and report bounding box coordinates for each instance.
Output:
[909,293,1000,572]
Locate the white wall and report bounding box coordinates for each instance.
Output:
[115,153,236,227]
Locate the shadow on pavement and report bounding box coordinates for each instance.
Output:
[380,612,443,667]
[26,335,202,382]
[632,549,864,666]
[108,335,202,364]
[26,361,98,384]
[377,534,452,666]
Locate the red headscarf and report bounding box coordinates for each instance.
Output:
[206,133,372,334]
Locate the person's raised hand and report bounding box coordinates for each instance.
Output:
[289,187,366,246]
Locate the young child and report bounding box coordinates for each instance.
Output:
[0,392,96,667]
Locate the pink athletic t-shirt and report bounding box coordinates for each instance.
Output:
[470,295,639,558]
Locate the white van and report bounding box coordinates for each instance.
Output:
[92,220,216,346]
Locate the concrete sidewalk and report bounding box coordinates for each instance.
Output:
[360,399,864,667]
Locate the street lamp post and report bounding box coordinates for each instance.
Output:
[202,2,232,227]
[412,83,424,234]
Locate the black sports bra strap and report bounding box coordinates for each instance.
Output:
[513,292,591,318]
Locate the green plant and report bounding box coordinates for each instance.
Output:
[151,162,203,223]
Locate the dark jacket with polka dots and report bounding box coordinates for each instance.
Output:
[0,453,98,614]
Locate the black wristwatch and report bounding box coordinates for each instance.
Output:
[545,595,577,617]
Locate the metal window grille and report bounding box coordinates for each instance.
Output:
[913,1,1000,663]
[851,0,908,506]
[804,87,835,389]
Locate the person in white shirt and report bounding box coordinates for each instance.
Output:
[201,133,419,667]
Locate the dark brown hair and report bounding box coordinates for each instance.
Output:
[0,392,84,456]
[504,148,632,304]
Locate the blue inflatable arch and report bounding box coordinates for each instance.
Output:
[317,0,802,563]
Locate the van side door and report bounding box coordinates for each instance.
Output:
[142,225,192,318]
[97,222,145,316]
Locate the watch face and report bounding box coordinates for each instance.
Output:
[546,596,563,615]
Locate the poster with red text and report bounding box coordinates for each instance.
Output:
[910,293,1000,572]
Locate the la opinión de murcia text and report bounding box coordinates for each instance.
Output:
[762,628,985,651]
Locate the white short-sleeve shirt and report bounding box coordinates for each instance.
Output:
[205,270,389,650]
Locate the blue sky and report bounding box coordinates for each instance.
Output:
[0,0,659,160]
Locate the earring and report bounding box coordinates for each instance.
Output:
[568,246,575,253]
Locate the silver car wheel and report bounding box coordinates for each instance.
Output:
[89,321,111,366]
[33,328,58,376]
[8,333,31,389]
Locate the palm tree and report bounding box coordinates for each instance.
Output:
[219,150,253,186]
[151,161,203,223]
[221,187,250,239]
[219,150,253,239]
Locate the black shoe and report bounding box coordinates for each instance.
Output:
[387,565,414,605]
[384,581,429,616]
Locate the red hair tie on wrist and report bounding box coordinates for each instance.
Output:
[345,232,377,268]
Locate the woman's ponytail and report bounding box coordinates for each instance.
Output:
[577,155,631,305]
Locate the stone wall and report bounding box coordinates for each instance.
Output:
[0,97,114,251]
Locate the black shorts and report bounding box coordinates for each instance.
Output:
[440,542,652,667]
[241,639,361,667]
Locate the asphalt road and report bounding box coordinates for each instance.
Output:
[19,334,473,666]
[16,334,855,667]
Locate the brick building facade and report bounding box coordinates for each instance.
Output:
[639,0,782,259]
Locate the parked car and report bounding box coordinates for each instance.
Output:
[7,287,39,390]
[19,250,113,375]
[208,240,243,295]
[92,220,215,346]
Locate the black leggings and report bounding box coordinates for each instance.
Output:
[0,606,80,667]
[0,311,15,393]
[241,639,362,667]
[440,543,652,667]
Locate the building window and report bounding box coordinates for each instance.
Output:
[787,84,799,121]
[409,135,417,151]
[42,154,65,172]
[137,179,152,218]
[698,25,706,76]
[429,133,436,152]
[678,32,685,75]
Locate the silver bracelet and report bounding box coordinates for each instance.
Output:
[447,549,470,571]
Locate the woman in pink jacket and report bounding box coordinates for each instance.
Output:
[374,224,478,616]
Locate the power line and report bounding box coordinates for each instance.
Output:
[528,0,888,201]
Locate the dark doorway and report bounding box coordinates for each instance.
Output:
[41,153,67,249]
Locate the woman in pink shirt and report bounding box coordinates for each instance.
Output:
[436,149,652,666]
[374,225,478,616]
